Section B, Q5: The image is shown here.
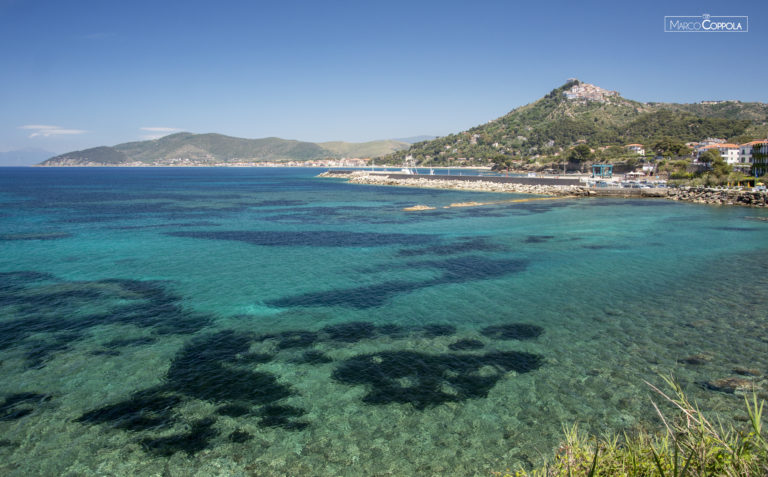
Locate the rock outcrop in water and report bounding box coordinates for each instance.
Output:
[666,187,768,207]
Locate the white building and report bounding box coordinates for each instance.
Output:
[697,143,740,164]
[739,140,768,164]
[625,144,645,155]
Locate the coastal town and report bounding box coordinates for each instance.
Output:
[617,137,768,174]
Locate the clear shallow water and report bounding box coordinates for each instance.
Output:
[0,167,767,476]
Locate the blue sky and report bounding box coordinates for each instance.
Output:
[0,0,766,155]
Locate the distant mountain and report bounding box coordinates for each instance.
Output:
[319,139,411,158]
[394,135,437,144]
[39,133,411,166]
[0,148,56,166]
[382,79,768,165]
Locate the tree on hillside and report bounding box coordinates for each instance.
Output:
[490,154,512,172]
[698,149,721,169]
[652,137,691,158]
[568,144,593,161]
[711,155,732,177]
[566,144,593,172]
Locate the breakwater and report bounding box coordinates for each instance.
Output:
[318,171,768,207]
[667,187,768,207]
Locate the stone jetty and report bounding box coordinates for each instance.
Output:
[318,171,768,208]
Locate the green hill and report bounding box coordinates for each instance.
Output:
[39,133,410,166]
[382,80,768,165]
[319,140,409,158]
[44,146,130,166]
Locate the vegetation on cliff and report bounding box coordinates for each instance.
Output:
[382,80,768,167]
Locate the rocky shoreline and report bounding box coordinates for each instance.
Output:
[318,171,768,208]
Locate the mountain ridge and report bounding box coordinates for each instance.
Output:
[39,133,411,166]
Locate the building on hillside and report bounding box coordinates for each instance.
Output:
[739,140,768,164]
[750,141,768,176]
[563,83,619,102]
[700,138,726,146]
[625,144,645,155]
[696,143,740,164]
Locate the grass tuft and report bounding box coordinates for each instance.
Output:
[496,375,768,477]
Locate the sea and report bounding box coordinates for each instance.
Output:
[0,167,766,476]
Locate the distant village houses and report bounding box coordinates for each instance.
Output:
[612,137,768,174]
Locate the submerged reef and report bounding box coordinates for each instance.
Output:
[1,270,548,456]
[480,323,544,340]
[0,270,547,456]
[332,350,544,409]
[0,392,51,421]
[70,319,546,455]
[0,272,210,368]
[267,255,528,309]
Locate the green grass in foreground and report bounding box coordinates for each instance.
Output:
[497,376,768,477]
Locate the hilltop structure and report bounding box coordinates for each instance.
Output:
[563,82,619,102]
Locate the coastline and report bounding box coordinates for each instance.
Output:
[318,170,768,208]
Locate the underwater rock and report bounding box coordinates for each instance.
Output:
[140,417,219,456]
[76,390,180,431]
[166,331,292,405]
[0,271,57,293]
[732,367,762,377]
[332,350,543,409]
[23,339,71,369]
[228,430,253,443]
[0,393,51,421]
[524,235,555,243]
[257,405,308,430]
[480,323,543,340]
[448,339,485,351]
[679,353,713,365]
[275,330,318,349]
[297,350,333,364]
[216,404,252,417]
[703,377,753,394]
[236,352,274,364]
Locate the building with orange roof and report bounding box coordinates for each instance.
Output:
[739,140,768,165]
[696,143,741,164]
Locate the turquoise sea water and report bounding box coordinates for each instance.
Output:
[0,167,767,476]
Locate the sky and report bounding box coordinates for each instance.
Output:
[0,0,766,156]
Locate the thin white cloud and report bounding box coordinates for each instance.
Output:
[20,125,87,138]
[140,127,179,132]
